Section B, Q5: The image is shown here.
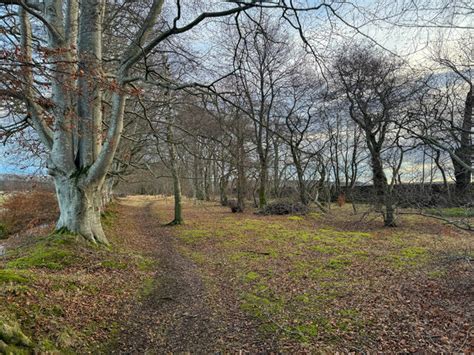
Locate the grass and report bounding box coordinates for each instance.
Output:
[7,247,76,270]
[0,269,30,284]
[2,196,472,352]
[392,246,429,267]
[101,260,128,270]
[168,199,473,351]
[0,203,157,353]
[425,207,474,218]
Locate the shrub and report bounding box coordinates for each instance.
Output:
[259,201,308,215]
[0,191,58,236]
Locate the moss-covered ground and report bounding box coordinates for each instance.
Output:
[1,197,472,352]
[152,199,473,352]
[0,202,156,353]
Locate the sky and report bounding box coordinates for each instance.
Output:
[1,0,470,177]
[0,139,46,175]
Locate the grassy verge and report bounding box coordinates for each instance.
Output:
[0,203,155,353]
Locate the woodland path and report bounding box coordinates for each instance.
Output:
[112,198,274,354]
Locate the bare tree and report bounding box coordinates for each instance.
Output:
[334,44,412,226]
[0,0,267,243]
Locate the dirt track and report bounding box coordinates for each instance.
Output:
[113,199,275,353]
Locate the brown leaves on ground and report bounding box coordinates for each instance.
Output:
[0,191,58,237]
[0,201,155,352]
[1,196,472,353]
[160,199,473,353]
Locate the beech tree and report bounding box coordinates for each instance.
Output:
[0,0,267,244]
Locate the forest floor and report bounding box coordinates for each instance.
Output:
[0,196,473,353]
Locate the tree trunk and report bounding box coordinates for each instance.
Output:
[371,153,387,209]
[192,153,205,201]
[290,146,308,205]
[235,120,247,212]
[219,173,229,206]
[171,173,183,225]
[204,164,211,201]
[258,160,267,209]
[383,196,396,227]
[54,176,108,245]
[237,163,246,212]
[101,176,115,209]
[370,144,396,227]
[453,87,473,199]
[273,137,280,198]
[166,112,183,225]
[433,149,450,202]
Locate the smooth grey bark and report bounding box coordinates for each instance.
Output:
[54,175,107,243]
[166,109,183,225]
[15,0,165,244]
[10,0,264,244]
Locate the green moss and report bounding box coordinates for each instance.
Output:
[352,250,369,257]
[0,270,30,284]
[186,251,207,265]
[294,323,319,337]
[56,327,83,350]
[400,247,427,258]
[0,341,31,354]
[1,285,31,297]
[335,309,363,332]
[36,339,59,352]
[338,308,359,317]
[0,314,32,348]
[310,267,338,280]
[240,291,283,319]
[240,220,267,231]
[229,251,271,262]
[101,260,128,270]
[294,231,312,242]
[101,209,118,227]
[140,277,155,298]
[393,246,429,267]
[48,305,65,317]
[7,248,76,270]
[243,271,260,283]
[6,234,80,270]
[310,244,339,255]
[295,293,311,304]
[427,270,446,278]
[288,216,304,221]
[135,257,155,271]
[308,212,321,219]
[319,228,371,239]
[179,229,209,243]
[326,257,351,270]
